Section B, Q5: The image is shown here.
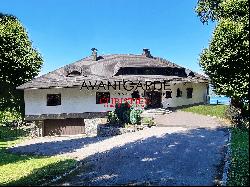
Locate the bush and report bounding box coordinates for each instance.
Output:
[107,111,119,125]
[130,108,143,125]
[225,105,244,125]
[0,110,21,126]
[0,126,28,139]
[114,102,131,125]
[142,117,155,127]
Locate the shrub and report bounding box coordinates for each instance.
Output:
[225,104,250,129]
[142,117,155,127]
[114,102,131,125]
[107,111,119,125]
[130,108,143,125]
[225,105,242,124]
[0,126,28,139]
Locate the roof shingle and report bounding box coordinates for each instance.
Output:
[17,54,208,89]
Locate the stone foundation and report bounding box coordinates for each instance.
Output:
[25,112,108,121]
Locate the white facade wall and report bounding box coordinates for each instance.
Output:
[24,82,208,115]
[161,82,208,108]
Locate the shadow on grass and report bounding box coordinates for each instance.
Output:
[3,159,76,186]
[0,131,29,166]
[0,128,78,186]
[0,138,77,186]
[0,150,32,166]
[7,136,109,157]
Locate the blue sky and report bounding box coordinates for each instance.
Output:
[1,0,215,75]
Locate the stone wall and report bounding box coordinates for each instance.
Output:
[97,124,147,137]
[84,118,107,136]
[25,121,44,137]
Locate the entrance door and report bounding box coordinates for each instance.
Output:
[145,91,162,108]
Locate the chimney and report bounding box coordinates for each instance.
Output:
[91,48,98,61]
[142,48,151,58]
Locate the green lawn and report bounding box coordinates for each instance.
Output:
[227,128,249,186]
[0,129,77,186]
[179,104,228,118]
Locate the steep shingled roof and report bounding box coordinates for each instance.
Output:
[17,54,208,89]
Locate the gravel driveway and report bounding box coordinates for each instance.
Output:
[8,111,229,186]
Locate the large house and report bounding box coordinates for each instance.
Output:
[17,49,209,136]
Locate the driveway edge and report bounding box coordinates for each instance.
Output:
[221,128,232,186]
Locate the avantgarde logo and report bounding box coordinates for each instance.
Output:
[80,79,170,91]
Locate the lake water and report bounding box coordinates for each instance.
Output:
[209,96,231,105]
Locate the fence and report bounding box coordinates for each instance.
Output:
[209,96,231,105]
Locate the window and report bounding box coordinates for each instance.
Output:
[173,68,179,76]
[131,91,140,99]
[165,91,172,98]
[187,88,193,98]
[47,94,61,106]
[176,88,182,97]
[96,92,110,104]
[115,67,169,76]
[67,70,81,77]
[188,71,195,77]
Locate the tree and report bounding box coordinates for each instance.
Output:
[196,0,249,117]
[0,13,43,117]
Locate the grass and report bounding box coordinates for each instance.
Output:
[179,104,228,118]
[0,128,77,186]
[227,128,249,186]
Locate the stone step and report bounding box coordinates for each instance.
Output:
[141,109,172,119]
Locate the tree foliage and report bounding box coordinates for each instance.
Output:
[0,13,43,116]
[196,0,249,116]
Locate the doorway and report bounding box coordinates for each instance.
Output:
[145,91,162,108]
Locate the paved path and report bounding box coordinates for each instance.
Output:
[9,111,229,186]
[154,110,226,128]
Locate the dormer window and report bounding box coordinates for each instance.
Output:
[188,71,195,77]
[65,65,82,77]
[174,68,179,76]
[67,71,81,77]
